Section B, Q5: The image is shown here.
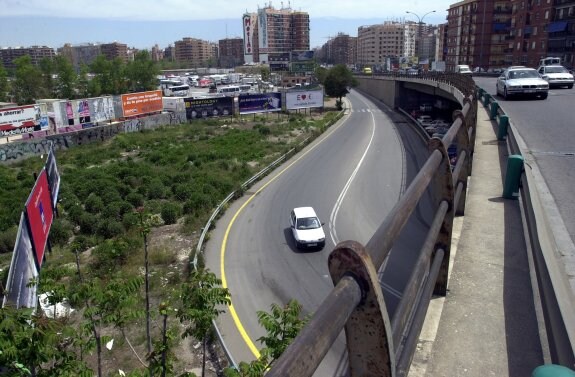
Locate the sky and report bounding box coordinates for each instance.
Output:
[0,0,455,50]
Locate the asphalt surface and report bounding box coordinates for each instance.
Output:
[410,103,544,376]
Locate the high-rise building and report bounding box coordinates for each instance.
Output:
[357,22,407,68]
[101,42,128,63]
[219,38,244,68]
[0,46,56,69]
[317,33,357,66]
[242,4,310,64]
[511,0,563,68]
[174,37,214,67]
[151,44,164,62]
[57,43,101,71]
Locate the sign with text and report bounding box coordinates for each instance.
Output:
[290,61,315,73]
[2,214,38,309]
[25,169,54,269]
[238,93,282,114]
[184,97,233,120]
[285,89,324,110]
[121,90,163,117]
[0,105,40,136]
[2,213,38,309]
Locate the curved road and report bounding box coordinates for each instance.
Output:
[205,89,433,375]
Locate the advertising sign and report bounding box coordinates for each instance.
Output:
[290,50,314,61]
[25,169,54,269]
[184,97,234,120]
[243,14,256,63]
[2,213,38,309]
[290,62,315,73]
[0,105,40,136]
[238,93,282,114]
[45,147,61,210]
[121,90,163,117]
[285,89,324,110]
[88,96,115,123]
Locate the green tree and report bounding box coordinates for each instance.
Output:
[54,55,77,99]
[314,66,328,85]
[90,55,126,95]
[76,64,91,98]
[125,50,160,92]
[39,57,56,98]
[0,64,9,102]
[12,55,44,105]
[323,64,358,110]
[259,66,271,82]
[177,268,230,377]
[224,300,309,376]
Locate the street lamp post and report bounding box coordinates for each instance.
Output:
[405,10,436,62]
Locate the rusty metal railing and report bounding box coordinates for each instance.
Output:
[267,73,478,376]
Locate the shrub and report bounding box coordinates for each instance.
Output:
[126,192,145,207]
[78,212,98,235]
[84,193,104,214]
[146,179,166,200]
[0,226,17,254]
[161,203,180,225]
[49,219,73,247]
[96,219,124,239]
[258,126,271,135]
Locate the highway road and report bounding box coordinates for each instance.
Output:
[473,76,575,246]
[204,89,434,375]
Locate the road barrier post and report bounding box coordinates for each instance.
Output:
[503,154,524,199]
[497,114,509,140]
[482,93,491,107]
[489,101,499,120]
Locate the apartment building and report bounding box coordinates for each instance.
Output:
[100,42,128,63]
[0,45,56,69]
[357,21,407,68]
[174,37,214,67]
[58,43,101,71]
[219,38,244,68]
[242,4,310,64]
[317,33,357,66]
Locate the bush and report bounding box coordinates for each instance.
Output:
[161,203,180,225]
[126,192,145,207]
[49,219,73,247]
[0,226,17,254]
[78,212,98,235]
[96,219,124,239]
[146,179,166,200]
[85,193,104,214]
[122,211,140,231]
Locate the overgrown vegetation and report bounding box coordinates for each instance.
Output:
[0,109,341,376]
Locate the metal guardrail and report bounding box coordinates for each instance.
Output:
[264,74,478,376]
[476,89,575,367]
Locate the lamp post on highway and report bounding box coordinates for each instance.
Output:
[406,10,436,63]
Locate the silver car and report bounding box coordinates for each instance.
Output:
[496,67,549,100]
[537,65,574,89]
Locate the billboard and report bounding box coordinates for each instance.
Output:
[290,62,315,73]
[121,90,163,117]
[25,169,54,269]
[184,97,234,120]
[88,96,115,123]
[243,14,256,63]
[45,146,61,210]
[285,89,324,110]
[2,213,38,309]
[290,50,314,61]
[0,105,40,136]
[238,93,282,114]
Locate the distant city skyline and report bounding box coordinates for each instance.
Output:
[0,0,452,50]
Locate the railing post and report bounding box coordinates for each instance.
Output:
[427,137,455,296]
[328,240,395,377]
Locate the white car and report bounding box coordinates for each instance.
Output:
[290,207,326,249]
[537,65,574,89]
[496,67,549,99]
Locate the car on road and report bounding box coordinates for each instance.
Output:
[537,65,574,89]
[496,66,549,99]
[416,115,433,124]
[290,207,326,249]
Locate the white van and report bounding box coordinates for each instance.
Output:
[218,85,241,96]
